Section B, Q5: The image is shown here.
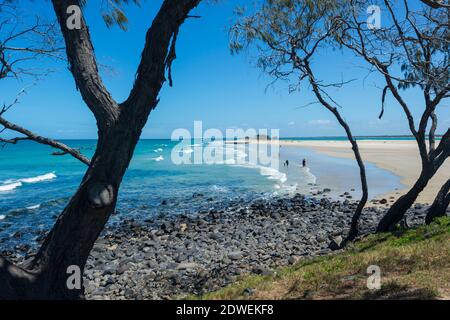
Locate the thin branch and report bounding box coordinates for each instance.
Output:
[429,111,437,157]
[420,0,450,9]
[0,88,28,115]
[121,0,201,115]
[0,117,90,165]
[51,0,120,129]
[0,136,29,144]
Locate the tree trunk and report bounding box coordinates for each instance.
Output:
[377,166,433,232]
[344,142,368,243]
[377,131,449,232]
[425,179,450,224]
[0,0,200,299]
[304,62,368,245]
[0,123,142,299]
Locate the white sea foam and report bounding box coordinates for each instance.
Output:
[211,185,229,192]
[203,144,248,165]
[19,172,57,184]
[151,155,164,162]
[0,215,5,220]
[223,146,247,160]
[281,183,298,195]
[223,159,236,165]
[154,148,163,152]
[233,162,288,185]
[301,167,317,185]
[258,166,288,184]
[0,182,22,192]
[26,204,41,210]
[207,140,224,146]
[0,172,56,193]
[235,149,248,160]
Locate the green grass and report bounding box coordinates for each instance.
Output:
[189,217,450,300]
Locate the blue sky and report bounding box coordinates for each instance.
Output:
[2,0,449,139]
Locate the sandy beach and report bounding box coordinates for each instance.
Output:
[276,139,450,204]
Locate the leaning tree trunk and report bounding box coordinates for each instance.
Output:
[32,127,142,299]
[377,133,449,232]
[343,141,368,243]
[1,126,140,299]
[425,178,450,224]
[377,166,433,232]
[0,0,200,299]
[304,62,368,244]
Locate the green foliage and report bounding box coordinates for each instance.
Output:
[230,0,346,55]
[101,0,141,31]
[390,216,450,246]
[193,216,450,300]
[231,0,449,96]
[79,0,141,31]
[229,0,353,91]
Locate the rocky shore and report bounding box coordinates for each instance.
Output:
[2,193,430,300]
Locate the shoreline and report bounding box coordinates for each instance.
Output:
[4,194,431,300]
[240,139,449,205]
[1,139,447,299]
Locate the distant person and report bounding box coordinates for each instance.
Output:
[302,158,306,167]
[285,160,289,167]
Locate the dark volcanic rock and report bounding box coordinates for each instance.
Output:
[328,236,343,251]
[4,192,432,300]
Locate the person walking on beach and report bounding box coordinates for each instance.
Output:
[302,158,306,167]
[285,160,289,167]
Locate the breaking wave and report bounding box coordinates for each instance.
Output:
[0,182,22,192]
[0,172,57,193]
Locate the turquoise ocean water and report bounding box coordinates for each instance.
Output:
[0,138,403,249]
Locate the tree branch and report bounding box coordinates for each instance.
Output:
[420,0,450,9]
[121,0,201,117]
[51,0,120,130]
[431,126,450,159]
[0,256,38,299]
[429,111,437,157]
[0,116,90,165]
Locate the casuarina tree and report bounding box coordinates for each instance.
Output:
[335,0,449,231]
[0,0,201,299]
[230,0,369,244]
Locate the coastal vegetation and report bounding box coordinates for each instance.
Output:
[0,0,448,300]
[230,0,449,237]
[196,216,450,300]
[0,0,201,299]
[334,0,450,231]
[230,0,369,244]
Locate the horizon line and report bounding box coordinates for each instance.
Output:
[50,134,444,141]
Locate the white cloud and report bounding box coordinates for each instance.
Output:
[288,121,295,126]
[308,119,332,126]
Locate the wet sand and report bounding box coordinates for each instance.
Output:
[276,139,449,204]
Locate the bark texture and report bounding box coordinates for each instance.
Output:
[425,179,450,224]
[304,62,368,244]
[0,0,200,299]
[377,132,449,232]
[0,116,90,165]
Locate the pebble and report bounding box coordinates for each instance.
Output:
[2,193,431,300]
